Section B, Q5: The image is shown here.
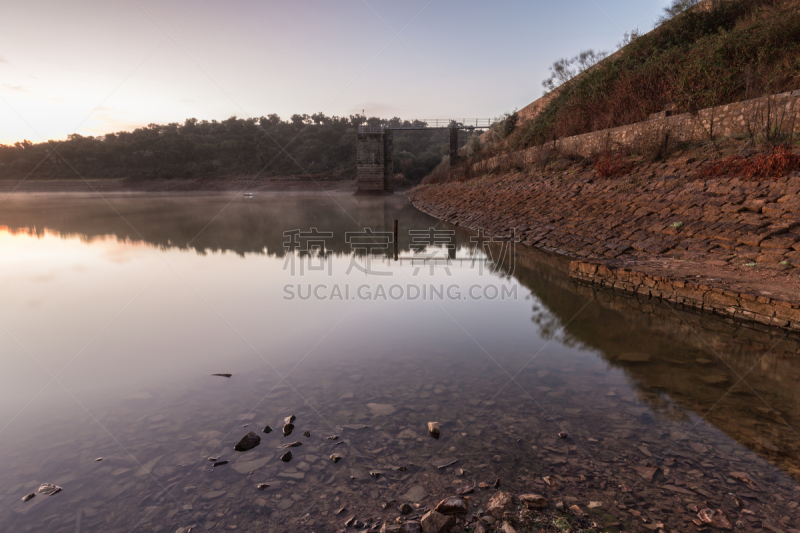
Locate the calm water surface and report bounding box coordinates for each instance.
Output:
[0,192,798,532]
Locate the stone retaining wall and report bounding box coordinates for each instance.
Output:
[477,90,800,174]
[569,260,800,331]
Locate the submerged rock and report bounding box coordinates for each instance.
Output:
[428,422,440,439]
[327,435,339,440]
[283,423,294,437]
[257,483,269,490]
[281,451,293,462]
[38,484,62,496]
[284,415,296,424]
[303,431,311,437]
[284,441,302,448]
[519,494,549,509]
[330,454,342,464]
[234,431,261,452]
[21,493,35,502]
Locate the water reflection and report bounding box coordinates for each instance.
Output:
[0,193,798,532]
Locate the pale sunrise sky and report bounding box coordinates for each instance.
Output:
[0,0,667,144]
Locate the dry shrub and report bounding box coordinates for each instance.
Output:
[698,144,800,179]
[594,148,635,178]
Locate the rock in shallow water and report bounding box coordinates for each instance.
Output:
[487,492,513,519]
[281,451,292,462]
[421,510,453,533]
[283,423,294,437]
[434,496,469,515]
[519,493,548,509]
[263,425,272,434]
[38,484,62,496]
[284,441,302,448]
[211,373,232,378]
[330,454,342,463]
[234,431,261,452]
[21,493,35,502]
[427,422,440,439]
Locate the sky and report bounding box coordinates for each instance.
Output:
[0,0,669,144]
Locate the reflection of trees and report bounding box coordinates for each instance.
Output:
[506,244,800,479]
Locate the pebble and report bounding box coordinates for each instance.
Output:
[399,503,413,515]
[281,451,293,462]
[558,431,568,438]
[257,484,269,490]
[283,423,294,437]
[428,421,440,439]
[210,373,232,378]
[327,435,339,440]
[303,431,311,437]
[284,441,302,448]
[21,493,35,502]
[263,425,272,434]
[213,461,228,467]
[95,458,103,462]
[330,454,342,464]
[284,415,296,424]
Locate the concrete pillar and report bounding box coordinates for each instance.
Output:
[356,129,393,193]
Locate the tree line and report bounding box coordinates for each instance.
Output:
[0,114,473,183]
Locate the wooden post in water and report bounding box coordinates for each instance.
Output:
[393,219,398,261]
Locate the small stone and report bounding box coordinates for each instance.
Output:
[38,483,62,496]
[284,415,296,424]
[95,457,103,462]
[330,454,342,463]
[396,466,407,471]
[569,504,584,517]
[208,457,218,462]
[328,435,339,440]
[213,461,228,467]
[284,441,302,448]
[382,501,395,510]
[558,431,568,438]
[345,516,356,527]
[420,510,454,533]
[263,425,272,434]
[542,476,559,488]
[487,492,513,519]
[587,501,603,509]
[399,502,414,515]
[433,496,469,515]
[370,471,382,479]
[257,484,269,490]
[303,431,311,438]
[493,478,500,489]
[697,508,732,529]
[211,373,232,378]
[283,423,294,437]
[336,507,347,515]
[478,482,491,489]
[428,422,440,439]
[281,451,293,462]
[519,494,548,509]
[22,493,35,502]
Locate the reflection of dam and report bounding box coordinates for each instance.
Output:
[0,193,474,258]
[507,244,800,480]
[3,192,799,481]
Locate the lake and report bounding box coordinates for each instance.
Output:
[0,192,798,532]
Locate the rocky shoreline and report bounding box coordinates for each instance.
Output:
[406,164,800,334]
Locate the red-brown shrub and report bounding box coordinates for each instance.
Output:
[697,144,800,179]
